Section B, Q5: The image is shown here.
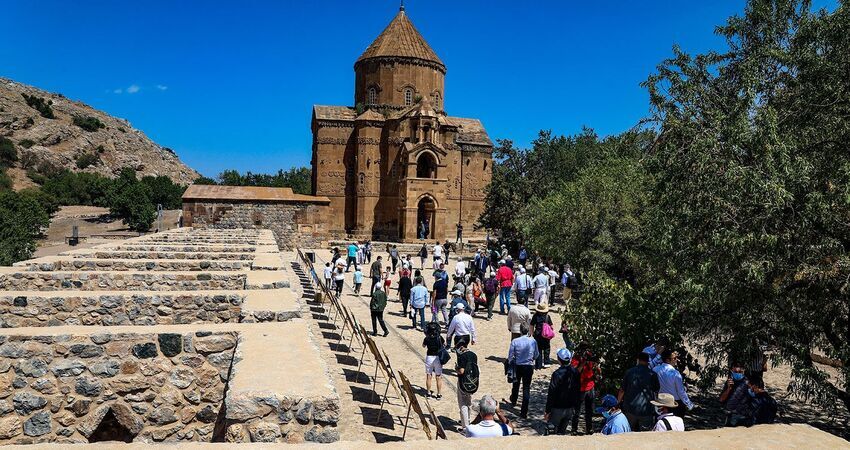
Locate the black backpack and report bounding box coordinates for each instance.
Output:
[459,350,480,394]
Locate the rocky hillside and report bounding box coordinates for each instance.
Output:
[0,77,199,188]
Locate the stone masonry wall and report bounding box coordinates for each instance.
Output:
[0,331,237,444]
[116,246,256,253]
[185,201,329,250]
[21,260,246,272]
[0,273,246,292]
[0,293,244,328]
[87,252,255,261]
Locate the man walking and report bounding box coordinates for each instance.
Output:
[447,303,476,348]
[455,339,478,430]
[369,284,389,337]
[389,245,400,273]
[495,260,514,314]
[619,352,660,431]
[653,350,694,417]
[514,267,532,305]
[507,324,537,418]
[545,348,580,435]
[409,277,429,331]
[370,256,383,294]
[398,269,412,316]
[570,343,599,435]
[483,273,499,320]
[507,298,531,340]
[532,266,549,306]
[346,242,358,272]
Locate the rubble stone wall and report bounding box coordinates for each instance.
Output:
[116,246,256,253]
[184,201,329,250]
[87,252,255,261]
[0,331,237,444]
[223,393,340,444]
[0,293,244,328]
[0,273,246,292]
[22,260,246,272]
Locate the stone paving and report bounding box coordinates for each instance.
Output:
[0,228,339,444]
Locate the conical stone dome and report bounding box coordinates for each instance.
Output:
[356,8,445,73]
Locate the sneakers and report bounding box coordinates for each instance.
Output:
[383,331,389,337]
[435,394,442,400]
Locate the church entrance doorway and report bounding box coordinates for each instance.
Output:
[417,196,436,240]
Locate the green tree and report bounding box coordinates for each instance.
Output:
[193,176,216,185]
[140,175,186,209]
[0,136,17,167]
[109,182,156,232]
[645,0,850,412]
[0,190,50,265]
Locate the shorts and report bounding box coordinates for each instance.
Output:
[425,355,443,375]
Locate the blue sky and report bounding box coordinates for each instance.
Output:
[0,1,836,178]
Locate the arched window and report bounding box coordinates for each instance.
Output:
[367,87,377,105]
[433,92,442,110]
[404,88,414,106]
[416,152,437,178]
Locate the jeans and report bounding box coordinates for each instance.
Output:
[485,293,496,319]
[457,388,472,429]
[432,298,448,323]
[498,287,512,313]
[510,364,534,418]
[548,407,575,435]
[412,307,426,330]
[371,310,388,335]
[516,289,528,305]
[572,389,595,434]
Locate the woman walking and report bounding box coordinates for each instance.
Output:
[423,322,445,399]
[531,303,554,368]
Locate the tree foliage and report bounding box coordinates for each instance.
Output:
[207,167,312,194]
[0,190,50,265]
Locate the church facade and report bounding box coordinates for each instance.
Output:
[311,6,493,242]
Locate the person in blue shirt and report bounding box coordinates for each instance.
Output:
[507,324,538,418]
[597,394,631,435]
[352,266,364,295]
[346,242,358,272]
[409,277,430,331]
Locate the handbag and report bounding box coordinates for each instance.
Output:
[542,322,555,340]
[438,346,451,365]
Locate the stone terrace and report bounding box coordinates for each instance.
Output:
[0,228,339,445]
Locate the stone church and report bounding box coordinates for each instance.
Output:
[311,5,493,242]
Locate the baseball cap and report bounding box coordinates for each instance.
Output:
[595,394,619,414]
[556,348,572,362]
[450,289,462,296]
[454,303,465,310]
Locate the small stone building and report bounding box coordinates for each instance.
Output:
[311,6,494,242]
[181,185,331,249]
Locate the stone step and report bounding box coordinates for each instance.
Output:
[0,290,245,327]
[0,269,247,292]
[17,258,249,272]
[245,271,290,290]
[112,245,257,253]
[223,320,339,443]
[73,251,256,261]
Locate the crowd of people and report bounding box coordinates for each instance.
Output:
[321,241,778,438]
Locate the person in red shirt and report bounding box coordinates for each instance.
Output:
[570,342,601,435]
[495,260,515,314]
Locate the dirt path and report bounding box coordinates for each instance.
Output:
[302,248,849,442]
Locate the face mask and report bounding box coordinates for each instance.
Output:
[601,411,611,420]
[732,372,744,382]
[654,406,664,416]
[748,388,756,398]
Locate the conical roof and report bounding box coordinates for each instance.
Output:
[356,8,445,73]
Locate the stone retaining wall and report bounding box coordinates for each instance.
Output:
[185,202,328,250]
[85,252,255,261]
[0,294,244,328]
[115,246,256,253]
[141,238,266,245]
[0,331,237,444]
[223,393,339,444]
[0,273,246,292]
[22,261,246,272]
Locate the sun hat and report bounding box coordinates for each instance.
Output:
[595,394,619,414]
[556,348,573,362]
[535,303,549,313]
[650,393,678,409]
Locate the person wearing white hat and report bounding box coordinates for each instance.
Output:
[447,302,476,348]
[544,348,581,435]
[651,393,685,431]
